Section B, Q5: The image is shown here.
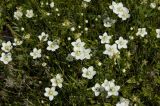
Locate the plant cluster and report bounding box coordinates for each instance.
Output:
[0,0,160,105]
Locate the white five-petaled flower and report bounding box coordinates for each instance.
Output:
[116,97,130,106]
[38,32,48,42]
[109,1,130,20]
[92,83,102,96]
[83,48,91,59]
[136,28,147,37]
[0,53,12,64]
[1,41,13,52]
[44,87,58,101]
[103,44,119,57]
[26,9,34,18]
[156,29,160,38]
[47,40,59,52]
[99,32,112,44]
[14,9,23,20]
[107,82,120,97]
[102,79,115,91]
[103,17,116,28]
[13,38,23,46]
[109,2,123,14]
[82,66,96,79]
[115,37,128,49]
[117,7,130,20]
[71,38,85,51]
[30,48,41,59]
[71,49,84,60]
[50,74,63,88]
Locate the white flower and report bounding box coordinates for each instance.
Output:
[92,83,101,96]
[24,34,31,39]
[109,1,118,10]
[71,49,85,60]
[102,79,109,89]
[117,6,129,15]
[116,98,130,106]
[103,44,119,57]
[115,37,128,49]
[136,28,147,37]
[44,87,58,101]
[26,10,34,18]
[110,2,124,14]
[14,9,23,20]
[101,79,120,97]
[84,0,91,2]
[0,53,12,64]
[98,62,102,66]
[109,1,130,20]
[55,8,59,11]
[42,62,47,67]
[1,41,13,52]
[66,54,74,61]
[118,8,130,20]
[70,27,75,32]
[38,32,48,41]
[71,48,91,60]
[156,29,160,38]
[102,79,115,91]
[67,37,71,41]
[122,69,127,73]
[85,27,88,31]
[50,2,54,8]
[30,48,41,59]
[107,83,120,97]
[82,66,96,79]
[150,3,156,9]
[21,27,25,31]
[50,74,63,88]
[83,48,91,59]
[47,41,59,52]
[71,38,85,51]
[99,32,112,44]
[13,38,23,46]
[71,38,91,60]
[103,17,116,28]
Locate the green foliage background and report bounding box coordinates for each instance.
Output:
[0,0,160,105]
